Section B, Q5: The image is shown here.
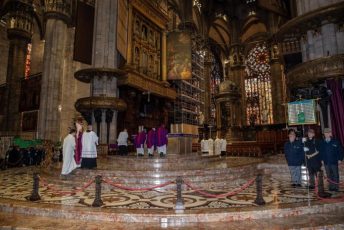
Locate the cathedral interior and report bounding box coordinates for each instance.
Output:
[0,0,344,229]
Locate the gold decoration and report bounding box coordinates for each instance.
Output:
[287,54,344,87]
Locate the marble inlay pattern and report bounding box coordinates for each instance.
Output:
[0,156,343,211]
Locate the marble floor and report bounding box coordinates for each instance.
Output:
[0,154,344,229]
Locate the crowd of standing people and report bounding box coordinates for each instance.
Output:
[118,123,169,158]
[284,128,343,191]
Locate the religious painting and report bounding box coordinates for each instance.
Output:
[167,32,192,80]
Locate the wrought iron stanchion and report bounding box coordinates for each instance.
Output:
[175,176,184,213]
[254,173,266,205]
[27,173,41,201]
[92,175,104,207]
[317,170,331,198]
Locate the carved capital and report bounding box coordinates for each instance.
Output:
[75,96,127,112]
[4,0,34,41]
[44,0,72,24]
[74,68,127,83]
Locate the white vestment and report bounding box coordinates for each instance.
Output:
[81,131,99,158]
[201,139,208,153]
[214,138,221,155]
[157,145,166,155]
[221,138,227,152]
[208,138,214,155]
[147,146,154,154]
[61,134,77,175]
[117,131,128,146]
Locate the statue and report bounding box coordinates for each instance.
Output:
[198,111,205,126]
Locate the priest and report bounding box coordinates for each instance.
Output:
[61,128,77,176]
[81,125,99,169]
[157,124,168,157]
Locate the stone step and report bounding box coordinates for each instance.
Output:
[1,198,343,224]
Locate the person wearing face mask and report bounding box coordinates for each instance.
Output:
[303,129,321,189]
[319,128,343,192]
[284,129,304,187]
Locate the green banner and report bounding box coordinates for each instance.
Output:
[287,99,317,126]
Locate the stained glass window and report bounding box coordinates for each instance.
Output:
[245,43,273,125]
[24,43,32,79]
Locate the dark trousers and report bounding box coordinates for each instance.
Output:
[324,164,339,190]
[307,165,321,187]
[118,145,128,155]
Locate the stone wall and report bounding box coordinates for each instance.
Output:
[0,22,9,85]
[296,0,344,16]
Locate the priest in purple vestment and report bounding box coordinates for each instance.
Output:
[135,130,146,156]
[147,128,157,157]
[157,124,168,157]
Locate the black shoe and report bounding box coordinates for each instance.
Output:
[291,183,297,187]
[148,154,153,158]
[296,184,302,187]
[160,152,164,158]
[308,185,315,189]
[329,188,339,192]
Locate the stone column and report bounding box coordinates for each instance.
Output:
[91,0,120,144]
[321,23,338,56]
[270,44,285,124]
[2,0,34,133]
[162,31,167,82]
[38,0,71,141]
[336,24,344,54]
[203,58,212,123]
[215,100,222,135]
[228,44,245,126]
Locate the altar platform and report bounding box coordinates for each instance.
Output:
[0,154,343,229]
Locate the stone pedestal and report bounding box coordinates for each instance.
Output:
[167,134,192,155]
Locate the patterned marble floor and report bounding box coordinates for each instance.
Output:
[0,156,343,211]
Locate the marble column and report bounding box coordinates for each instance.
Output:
[336,24,344,54]
[38,2,70,141]
[4,38,30,132]
[2,1,33,133]
[270,44,285,124]
[321,23,338,56]
[203,58,212,123]
[91,0,120,144]
[228,44,245,126]
[162,31,167,82]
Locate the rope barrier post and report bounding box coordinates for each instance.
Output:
[174,176,184,213]
[254,173,265,205]
[92,175,104,207]
[317,170,331,198]
[27,173,41,201]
